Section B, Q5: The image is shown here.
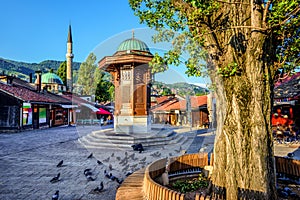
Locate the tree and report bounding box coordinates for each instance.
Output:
[108,83,115,101]
[161,87,172,95]
[56,61,67,85]
[95,72,114,103]
[77,53,100,95]
[129,0,299,199]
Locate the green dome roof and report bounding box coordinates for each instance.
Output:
[117,38,150,52]
[40,72,63,84]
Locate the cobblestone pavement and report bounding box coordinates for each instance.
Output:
[1,125,297,200]
[0,125,205,200]
[0,125,114,200]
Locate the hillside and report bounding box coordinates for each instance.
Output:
[0,57,209,96]
[0,57,81,80]
[152,81,209,97]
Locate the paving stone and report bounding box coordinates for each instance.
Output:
[1,125,295,200]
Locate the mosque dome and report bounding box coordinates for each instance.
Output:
[117,38,150,52]
[38,72,64,84]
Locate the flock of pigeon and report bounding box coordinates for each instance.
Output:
[50,145,184,200]
[49,151,147,200]
[50,153,109,200]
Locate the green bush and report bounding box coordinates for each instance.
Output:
[172,174,209,193]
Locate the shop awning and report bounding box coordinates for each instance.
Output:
[61,104,78,108]
[96,108,112,115]
[81,103,99,112]
[274,100,296,106]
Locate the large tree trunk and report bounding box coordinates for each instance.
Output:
[204,1,277,199]
[210,59,276,199]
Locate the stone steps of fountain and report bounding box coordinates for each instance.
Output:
[78,134,184,149]
[78,129,187,149]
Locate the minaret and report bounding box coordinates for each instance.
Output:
[66,25,73,92]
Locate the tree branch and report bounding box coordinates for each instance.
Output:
[263,0,272,26]
[272,6,300,28]
[228,25,267,31]
[215,0,250,5]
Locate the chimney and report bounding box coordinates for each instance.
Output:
[7,76,13,85]
[29,73,33,83]
[35,70,42,92]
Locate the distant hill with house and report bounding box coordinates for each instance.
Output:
[152,81,209,97]
[0,57,81,81]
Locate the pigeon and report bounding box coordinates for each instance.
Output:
[111,153,114,157]
[104,170,111,179]
[131,143,144,153]
[97,160,103,165]
[119,158,128,166]
[169,153,173,156]
[93,181,104,193]
[283,186,293,194]
[109,164,113,170]
[125,171,133,177]
[86,175,96,181]
[287,152,294,158]
[56,160,63,167]
[174,149,180,153]
[116,178,123,184]
[132,156,138,161]
[103,157,110,162]
[139,161,146,166]
[277,188,289,198]
[125,152,128,157]
[52,190,59,200]
[131,163,138,169]
[109,173,116,181]
[122,164,130,172]
[50,173,60,183]
[140,157,146,162]
[150,152,161,157]
[84,168,92,176]
[116,157,121,161]
[87,153,93,159]
[128,153,135,159]
[122,160,128,166]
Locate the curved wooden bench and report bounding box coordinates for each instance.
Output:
[144,153,211,200]
[116,153,300,200]
[144,164,185,200]
[116,153,212,200]
[115,168,146,200]
[275,156,300,177]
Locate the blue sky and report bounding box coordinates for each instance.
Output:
[0,0,210,87]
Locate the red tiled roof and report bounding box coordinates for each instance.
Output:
[191,95,207,108]
[167,100,184,110]
[275,72,300,87]
[151,102,156,107]
[42,92,72,104]
[151,98,179,112]
[0,83,54,103]
[0,82,72,104]
[12,77,36,90]
[151,95,207,112]
[62,94,93,106]
[274,72,300,99]
[156,96,170,104]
